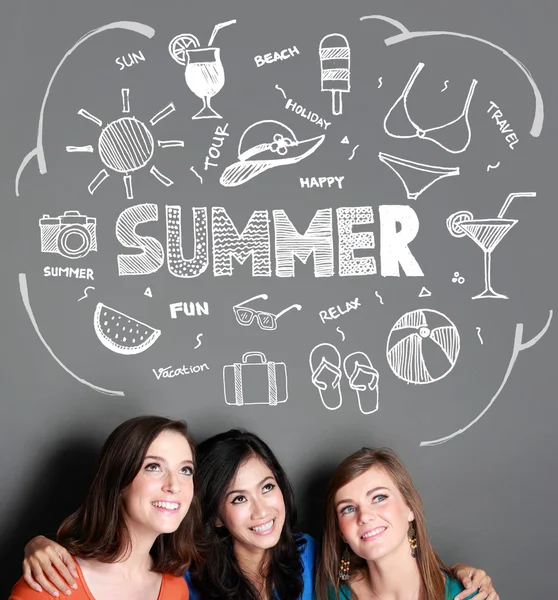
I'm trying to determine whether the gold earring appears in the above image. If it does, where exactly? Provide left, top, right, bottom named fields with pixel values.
left=408, top=524, right=418, bottom=558
left=339, top=544, right=351, bottom=581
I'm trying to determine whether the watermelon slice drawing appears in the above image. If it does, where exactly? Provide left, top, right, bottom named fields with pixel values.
left=94, top=302, right=161, bottom=355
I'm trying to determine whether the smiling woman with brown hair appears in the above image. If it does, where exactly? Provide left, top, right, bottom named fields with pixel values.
left=9, top=415, right=199, bottom=600
left=317, top=447, right=498, bottom=600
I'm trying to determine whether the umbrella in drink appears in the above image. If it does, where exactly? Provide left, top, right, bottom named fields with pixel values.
left=447, top=192, right=536, bottom=299
left=169, top=20, right=236, bottom=119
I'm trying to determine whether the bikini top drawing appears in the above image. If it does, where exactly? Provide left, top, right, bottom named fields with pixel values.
left=384, top=62, right=478, bottom=154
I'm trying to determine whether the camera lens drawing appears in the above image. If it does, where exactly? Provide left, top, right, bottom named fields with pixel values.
left=66, top=88, right=185, bottom=200
left=40, top=210, right=97, bottom=259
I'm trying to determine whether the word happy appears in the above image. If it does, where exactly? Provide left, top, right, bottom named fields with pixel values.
left=300, top=176, right=344, bottom=189
left=116, top=204, right=424, bottom=278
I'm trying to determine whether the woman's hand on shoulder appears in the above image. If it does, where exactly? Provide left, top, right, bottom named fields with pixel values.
left=452, top=564, right=499, bottom=600
left=23, top=536, right=78, bottom=597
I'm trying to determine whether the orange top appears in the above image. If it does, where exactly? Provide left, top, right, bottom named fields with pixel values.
left=9, top=561, right=189, bottom=600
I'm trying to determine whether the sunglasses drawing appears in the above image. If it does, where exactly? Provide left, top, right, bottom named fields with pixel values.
left=233, top=294, right=302, bottom=331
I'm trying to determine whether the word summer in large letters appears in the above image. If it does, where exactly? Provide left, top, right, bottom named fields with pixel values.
left=116, top=204, right=424, bottom=278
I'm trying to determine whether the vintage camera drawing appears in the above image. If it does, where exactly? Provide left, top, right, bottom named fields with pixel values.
left=40, top=210, right=97, bottom=260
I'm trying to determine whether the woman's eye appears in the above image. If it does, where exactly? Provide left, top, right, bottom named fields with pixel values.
left=231, top=495, right=246, bottom=504
left=262, top=483, right=275, bottom=493
left=145, top=463, right=161, bottom=472
left=340, top=506, right=355, bottom=515
left=181, top=465, right=194, bottom=476
left=373, top=494, right=388, bottom=503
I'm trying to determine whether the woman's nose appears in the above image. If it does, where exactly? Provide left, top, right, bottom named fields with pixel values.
left=358, top=506, right=376, bottom=525
left=251, top=498, right=269, bottom=519
left=163, top=472, right=181, bottom=494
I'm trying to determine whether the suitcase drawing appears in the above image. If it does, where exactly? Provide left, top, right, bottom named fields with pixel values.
left=223, top=352, right=288, bottom=406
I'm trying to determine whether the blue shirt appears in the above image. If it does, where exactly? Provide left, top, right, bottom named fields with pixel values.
left=185, top=533, right=317, bottom=600
left=335, top=573, right=475, bottom=600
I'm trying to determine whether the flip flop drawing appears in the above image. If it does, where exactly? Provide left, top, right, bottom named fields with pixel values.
left=309, top=342, right=343, bottom=410
left=343, top=351, right=379, bottom=414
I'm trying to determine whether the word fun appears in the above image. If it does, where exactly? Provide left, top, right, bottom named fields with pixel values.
left=170, top=302, right=210, bottom=319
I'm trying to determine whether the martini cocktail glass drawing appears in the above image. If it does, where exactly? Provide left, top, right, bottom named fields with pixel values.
left=169, top=20, right=236, bottom=120
left=447, top=192, right=536, bottom=299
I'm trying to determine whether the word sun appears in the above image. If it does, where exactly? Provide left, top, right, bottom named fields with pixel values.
left=116, top=204, right=425, bottom=279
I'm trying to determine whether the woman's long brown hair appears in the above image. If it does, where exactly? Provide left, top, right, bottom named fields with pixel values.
left=316, top=448, right=450, bottom=600
left=57, top=415, right=200, bottom=576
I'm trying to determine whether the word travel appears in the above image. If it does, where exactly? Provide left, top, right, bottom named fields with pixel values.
left=116, top=204, right=425, bottom=279
left=487, top=102, right=519, bottom=149
left=319, top=297, right=361, bottom=323
left=300, top=176, right=344, bottom=189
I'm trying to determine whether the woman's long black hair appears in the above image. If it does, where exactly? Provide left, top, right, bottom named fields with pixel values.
left=192, top=429, right=306, bottom=600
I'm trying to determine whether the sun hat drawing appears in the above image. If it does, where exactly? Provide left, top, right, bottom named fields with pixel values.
left=15, top=20, right=155, bottom=196
left=220, top=119, right=325, bottom=187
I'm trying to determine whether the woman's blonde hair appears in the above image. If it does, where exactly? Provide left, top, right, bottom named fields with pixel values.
left=316, top=447, right=450, bottom=600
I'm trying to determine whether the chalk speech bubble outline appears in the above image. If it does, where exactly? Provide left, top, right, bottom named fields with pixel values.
left=421, top=310, right=553, bottom=446
left=360, top=14, right=544, bottom=138
left=19, top=273, right=124, bottom=397
left=15, top=21, right=155, bottom=196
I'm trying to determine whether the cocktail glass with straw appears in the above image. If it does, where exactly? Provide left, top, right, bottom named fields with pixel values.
left=447, top=192, right=536, bottom=299
left=169, top=20, right=236, bottom=120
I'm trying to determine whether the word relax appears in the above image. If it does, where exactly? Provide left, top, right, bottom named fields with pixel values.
left=319, top=297, right=360, bottom=323
left=115, top=204, right=425, bottom=278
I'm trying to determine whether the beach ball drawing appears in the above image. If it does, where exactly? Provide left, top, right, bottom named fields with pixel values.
left=386, top=309, right=460, bottom=385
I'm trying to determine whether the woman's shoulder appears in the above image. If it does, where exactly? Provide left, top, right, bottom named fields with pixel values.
left=9, top=577, right=89, bottom=600
left=444, top=575, right=475, bottom=600
left=296, top=532, right=319, bottom=561
left=162, top=573, right=190, bottom=599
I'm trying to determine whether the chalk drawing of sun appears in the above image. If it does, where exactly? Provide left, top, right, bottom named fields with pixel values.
left=66, top=88, right=184, bottom=200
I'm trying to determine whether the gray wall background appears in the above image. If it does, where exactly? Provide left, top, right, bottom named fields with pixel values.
left=1, top=0, right=557, bottom=596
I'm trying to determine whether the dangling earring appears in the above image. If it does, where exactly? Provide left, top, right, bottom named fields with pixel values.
left=339, top=544, right=351, bottom=581
left=408, top=523, right=418, bottom=558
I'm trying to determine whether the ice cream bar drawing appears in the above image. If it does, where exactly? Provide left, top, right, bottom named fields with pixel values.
left=319, top=33, right=351, bottom=116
